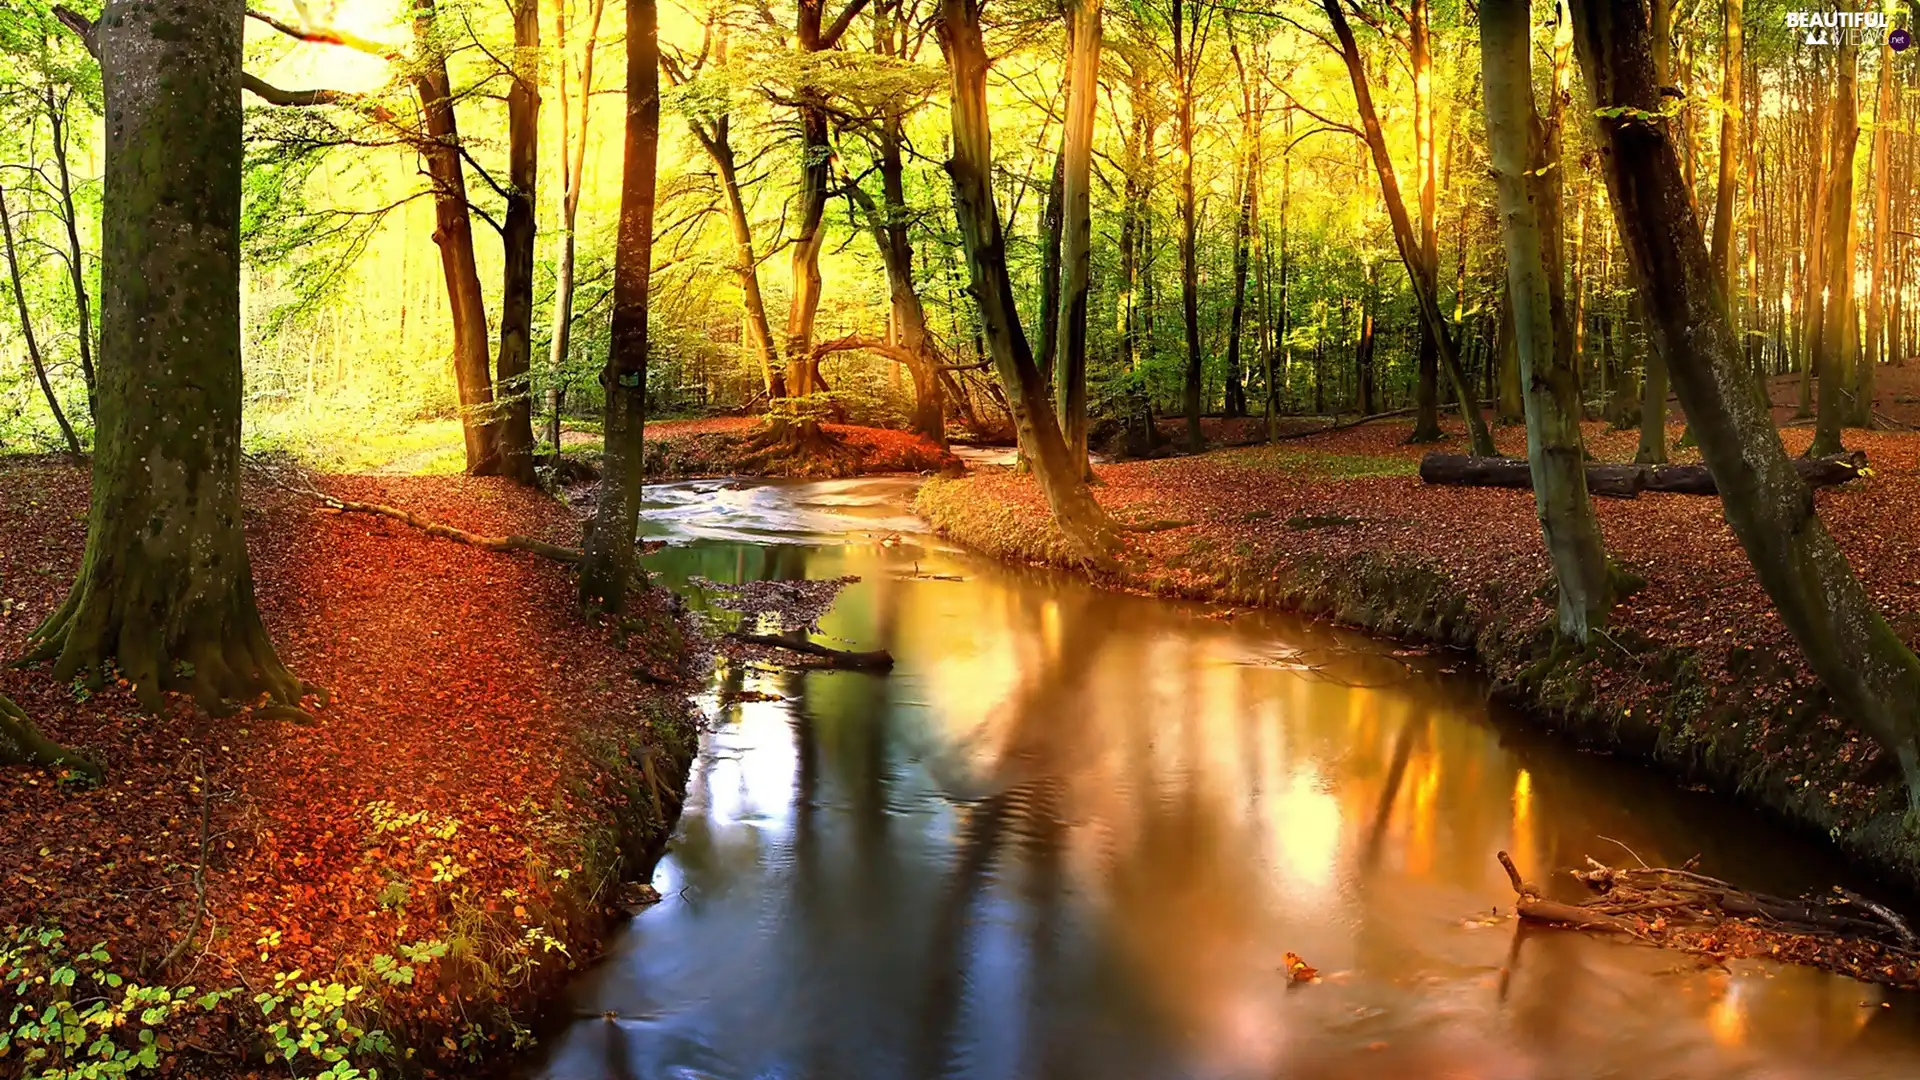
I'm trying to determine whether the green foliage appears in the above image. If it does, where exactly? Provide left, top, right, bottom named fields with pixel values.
left=1, top=927, right=233, bottom=1080
left=251, top=970, right=393, bottom=1077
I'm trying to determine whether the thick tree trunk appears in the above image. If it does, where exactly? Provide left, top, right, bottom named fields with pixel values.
left=1054, top=0, right=1100, bottom=472
left=410, top=1, right=500, bottom=475
left=938, top=0, right=1117, bottom=561
left=579, top=0, right=659, bottom=613
left=1810, top=36, right=1859, bottom=457
left=1570, top=0, right=1920, bottom=810
left=1321, top=0, right=1494, bottom=456
left=494, top=0, right=541, bottom=485
left=1483, top=0, right=1612, bottom=640
left=0, top=186, right=83, bottom=456
left=27, top=0, right=301, bottom=715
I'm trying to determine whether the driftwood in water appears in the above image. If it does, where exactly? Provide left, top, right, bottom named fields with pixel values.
left=1421, top=451, right=1868, bottom=499
left=726, top=631, right=895, bottom=670
left=1497, top=850, right=1920, bottom=988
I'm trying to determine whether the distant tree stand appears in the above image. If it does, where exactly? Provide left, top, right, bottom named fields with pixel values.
left=25, top=0, right=303, bottom=718
left=0, top=693, right=99, bottom=779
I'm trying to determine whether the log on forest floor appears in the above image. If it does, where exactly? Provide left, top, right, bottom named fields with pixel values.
left=1419, top=451, right=1869, bottom=499
left=1496, top=850, right=1920, bottom=987
left=291, top=485, right=584, bottom=563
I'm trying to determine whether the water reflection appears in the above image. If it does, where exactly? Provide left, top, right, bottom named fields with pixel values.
left=537, top=478, right=1920, bottom=1080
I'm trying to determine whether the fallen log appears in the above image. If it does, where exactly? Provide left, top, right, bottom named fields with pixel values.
left=725, top=631, right=895, bottom=670
left=1418, top=455, right=1648, bottom=498
left=1420, top=451, right=1869, bottom=498
left=292, top=485, right=583, bottom=564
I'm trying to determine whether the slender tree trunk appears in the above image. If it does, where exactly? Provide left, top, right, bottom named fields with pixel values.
left=1810, top=35, right=1859, bottom=457
left=494, top=0, right=541, bottom=484
left=938, top=0, right=1116, bottom=560
left=579, top=0, right=659, bottom=612
left=688, top=115, right=782, bottom=396
left=29, top=0, right=301, bottom=714
left=1634, top=294, right=1668, bottom=463
left=1054, top=0, right=1100, bottom=471
left=1571, top=0, right=1920, bottom=810
left=1036, top=145, right=1066, bottom=389
left=1175, top=0, right=1205, bottom=451
left=1708, top=0, right=1742, bottom=287
left=46, top=89, right=96, bottom=416
left=1484, top=0, right=1611, bottom=641
left=1497, top=288, right=1523, bottom=422
left=1408, top=0, right=1443, bottom=443
left=0, top=186, right=82, bottom=456
left=546, top=0, right=607, bottom=454
left=1860, top=34, right=1893, bottom=423
left=1223, top=41, right=1256, bottom=421
left=1321, top=0, right=1496, bottom=456
left=1800, top=53, right=1832, bottom=419
left=411, top=0, right=500, bottom=474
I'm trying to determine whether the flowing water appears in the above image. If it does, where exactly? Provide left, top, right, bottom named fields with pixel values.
left=535, top=475, right=1920, bottom=1080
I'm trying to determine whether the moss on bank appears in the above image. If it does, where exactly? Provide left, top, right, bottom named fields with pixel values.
left=916, top=474, right=1920, bottom=891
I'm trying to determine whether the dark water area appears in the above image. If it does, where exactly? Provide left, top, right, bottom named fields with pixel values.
left=535, top=476, right=1920, bottom=1080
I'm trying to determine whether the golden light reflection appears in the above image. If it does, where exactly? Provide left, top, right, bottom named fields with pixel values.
left=1275, top=764, right=1342, bottom=895
left=1511, top=768, right=1536, bottom=887
left=1404, top=752, right=1441, bottom=876
left=1706, top=981, right=1748, bottom=1048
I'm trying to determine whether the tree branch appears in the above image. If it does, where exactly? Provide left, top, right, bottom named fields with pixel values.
left=246, top=7, right=402, bottom=59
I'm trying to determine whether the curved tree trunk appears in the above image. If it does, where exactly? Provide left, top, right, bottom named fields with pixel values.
left=579, top=0, right=659, bottom=613
left=27, top=0, right=301, bottom=715
left=0, top=693, right=98, bottom=779
left=938, top=0, right=1117, bottom=562
left=1570, top=0, right=1920, bottom=809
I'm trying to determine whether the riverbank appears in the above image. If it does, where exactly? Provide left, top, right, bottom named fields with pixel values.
left=916, top=418, right=1920, bottom=890
left=0, top=460, right=699, bottom=1078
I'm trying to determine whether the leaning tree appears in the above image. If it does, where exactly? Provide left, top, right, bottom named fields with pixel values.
left=24, top=0, right=305, bottom=718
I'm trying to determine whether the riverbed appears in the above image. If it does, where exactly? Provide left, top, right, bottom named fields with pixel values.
left=534, top=474, right=1920, bottom=1080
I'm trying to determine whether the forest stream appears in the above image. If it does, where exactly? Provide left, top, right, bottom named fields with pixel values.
left=532, top=474, right=1920, bottom=1080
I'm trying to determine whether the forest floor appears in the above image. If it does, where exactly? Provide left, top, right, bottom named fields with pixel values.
left=917, top=373, right=1920, bottom=893
left=0, top=459, right=701, bottom=1077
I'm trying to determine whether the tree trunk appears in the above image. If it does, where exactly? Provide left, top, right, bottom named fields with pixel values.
left=1036, top=145, right=1066, bottom=389
left=410, top=0, right=500, bottom=475
left=1860, top=33, right=1893, bottom=422
left=1054, top=0, right=1100, bottom=471
left=0, top=693, right=97, bottom=778
left=46, top=88, right=96, bottom=417
left=1708, top=0, right=1742, bottom=287
left=1223, top=42, right=1256, bottom=421
left=579, top=0, right=659, bottom=613
left=1407, top=0, right=1444, bottom=444
left=1482, top=0, right=1611, bottom=641
left=27, top=0, right=301, bottom=715
left=685, top=107, right=782, bottom=396
left=494, top=0, right=541, bottom=484
left=1321, top=0, right=1495, bottom=456
left=1175, top=0, right=1204, bottom=452
left=1570, top=0, right=1920, bottom=810
left=1799, top=55, right=1832, bottom=420
left=546, top=0, right=607, bottom=454
left=938, top=0, right=1117, bottom=561
left=0, top=185, right=83, bottom=456
left=1635, top=294, right=1669, bottom=464
left=1810, top=35, right=1859, bottom=457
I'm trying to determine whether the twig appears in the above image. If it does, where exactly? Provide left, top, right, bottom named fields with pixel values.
left=1597, top=835, right=1650, bottom=869
left=156, top=756, right=212, bottom=974
left=1836, top=887, right=1919, bottom=948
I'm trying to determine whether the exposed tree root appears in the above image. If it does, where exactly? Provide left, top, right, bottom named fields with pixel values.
left=1498, top=850, right=1920, bottom=988
left=291, top=485, right=583, bottom=564
left=735, top=417, right=857, bottom=474
left=0, top=692, right=101, bottom=780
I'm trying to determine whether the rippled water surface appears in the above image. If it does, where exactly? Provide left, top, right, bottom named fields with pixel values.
left=535, top=476, right=1920, bottom=1080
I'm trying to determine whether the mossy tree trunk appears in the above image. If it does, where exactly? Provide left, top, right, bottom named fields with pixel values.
left=26, top=0, right=301, bottom=716
left=580, top=0, right=660, bottom=613
left=0, top=693, right=97, bottom=779
left=938, top=0, right=1117, bottom=562
left=1571, top=0, right=1920, bottom=809
left=1483, top=0, right=1613, bottom=643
